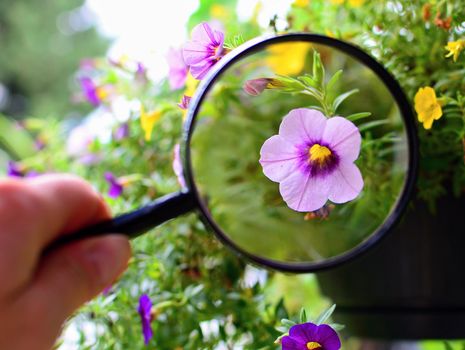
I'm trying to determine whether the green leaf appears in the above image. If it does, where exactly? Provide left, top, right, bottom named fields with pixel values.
left=0, top=115, right=36, bottom=159
left=444, top=341, right=454, bottom=350
left=312, top=51, right=325, bottom=88
left=332, top=89, right=359, bottom=112
left=346, top=112, right=372, bottom=122
left=359, top=120, right=390, bottom=132
left=281, top=319, right=297, bottom=328
left=299, top=308, right=307, bottom=323
left=315, top=304, right=336, bottom=325
left=297, top=75, right=318, bottom=89
left=326, top=70, right=343, bottom=95
left=329, top=323, right=345, bottom=331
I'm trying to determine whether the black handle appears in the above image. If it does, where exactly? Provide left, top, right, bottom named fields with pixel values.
left=45, top=191, right=197, bottom=252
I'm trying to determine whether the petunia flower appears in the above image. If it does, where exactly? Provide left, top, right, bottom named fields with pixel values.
left=243, top=78, right=284, bottom=96
left=178, top=95, right=191, bottom=110
left=173, top=144, right=186, bottom=188
left=166, top=47, right=189, bottom=90
left=183, top=22, right=225, bottom=80
left=140, top=106, right=162, bottom=141
left=445, top=39, right=465, bottom=62
left=104, top=172, right=124, bottom=198
left=281, top=322, right=341, bottom=350
left=80, top=77, right=102, bottom=106
left=266, top=42, right=310, bottom=76
left=293, top=0, right=309, bottom=7
left=114, top=122, right=130, bottom=141
left=414, top=86, right=443, bottom=130
left=259, top=108, right=363, bottom=212
left=7, top=161, right=24, bottom=178
left=138, top=294, right=154, bottom=345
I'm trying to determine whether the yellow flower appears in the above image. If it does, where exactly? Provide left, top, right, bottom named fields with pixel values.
left=414, top=87, right=443, bottom=130
left=210, top=4, right=228, bottom=19
left=266, top=42, right=311, bottom=76
left=293, top=0, right=310, bottom=7
left=330, top=0, right=344, bottom=4
left=140, top=106, right=162, bottom=141
left=348, top=0, right=364, bottom=7
left=184, top=72, right=198, bottom=97
left=445, top=39, right=465, bottom=62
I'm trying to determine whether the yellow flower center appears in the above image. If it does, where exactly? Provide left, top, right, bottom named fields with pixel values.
left=309, top=144, right=332, bottom=164
left=307, top=342, right=322, bottom=350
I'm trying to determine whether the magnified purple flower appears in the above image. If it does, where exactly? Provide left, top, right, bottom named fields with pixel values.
left=104, top=172, right=124, bottom=198
left=259, top=108, right=363, bottom=212
left=138, top=294, right=154, bottom=345
left=178, top=95, right=191, bottom=110
left=173, top=144, right=186, bottom=188
left=183, top=22, right=225, bottom=80
left=167, top=47, right=188, bottom=90
left=281, top=322, right=341, bottom=350
left=7, top=161, right=24, bottom=177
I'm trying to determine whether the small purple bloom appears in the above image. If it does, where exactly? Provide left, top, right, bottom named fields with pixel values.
left=138, top=294, right=153, bottom=345
left=114, top=123, right=130, bottom=141
left=166, top=47, right=188, bottom=90
left=104, top=172, right=124, bottom=198
left=260, top=108, right=363, bottom=212
left=7, top=161, right=24, bottom=177
left=173, top=144, right=186, bottom=188
left=281, top=322, right=341, bottom=350
left=177, top=95, right=191, bottom=110
left=80, top=77, right=101, bottom=106
left=183, top=22, right=225, bottom=80
left=244, top=78, right=271, bottom=96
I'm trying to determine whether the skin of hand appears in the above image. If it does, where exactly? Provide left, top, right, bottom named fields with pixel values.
left=0, top=174, right=131, bottom=350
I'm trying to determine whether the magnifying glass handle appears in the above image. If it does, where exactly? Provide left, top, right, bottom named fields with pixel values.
left=45, top=191, right=196, bottom=253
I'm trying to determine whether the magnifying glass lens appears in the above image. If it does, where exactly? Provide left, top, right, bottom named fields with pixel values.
left=189, top=39, right=411, bottom=268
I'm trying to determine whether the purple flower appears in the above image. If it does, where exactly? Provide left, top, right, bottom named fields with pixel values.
left=177, top=95, right=191, bottom=110
left=80, top=77, right=101, bottom=106
left=244, top=78, right=284, bottom=96
left=7, top=161, right=24, bottom=177
left=281, top=322, right=341, bottom=350
left=104, top=172, right=124, bottom=198
left=138, top=294, right=153, bottom=345
left=167, top=47, right=188, bottom=90
left=183, top=22, right=225, bottom=80
left=173, top=144, right=186, bottom=188
left=259, top=108, right=363, bottom=212
left=114, top=123, right=130, bottom=141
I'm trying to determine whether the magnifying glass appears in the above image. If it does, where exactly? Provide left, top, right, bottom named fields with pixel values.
left=50, top=33, right=418, bottom=273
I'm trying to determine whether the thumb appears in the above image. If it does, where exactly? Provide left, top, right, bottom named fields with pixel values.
left=24, top=235, right=130, bottom=334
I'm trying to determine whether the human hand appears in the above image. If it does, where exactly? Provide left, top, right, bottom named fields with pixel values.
left=0, top=174, right=131, bottom=350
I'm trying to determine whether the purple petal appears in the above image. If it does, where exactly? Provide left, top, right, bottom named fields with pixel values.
left=289, top=322, right=319, bottom=343
left=287, top=323, right=341, bottom=350
left=191, top=22, right=223, bottom=46
left=281, top=335, right=307, bottom=350
left=313, top=324, right=341, bottom=350
left=7, top=161, right=24, bottom=178
left=114, top=123, right=130, bottom=141
left=166, top=47, right=188, bottom=90
left=279, top=108, right=327, bottom=146
left=323, top=117, right=361, bottom=162
left=243, top=78, right=270, bottom=96
left=172, top=144, right=186, bottom=188
left=80, top=77, right=100, bottom=106
left=279, top=171, right=330, bottom=212
left=138, top=294, right=153, bottom=345
left=328, top=162, right=363, bottom=204
left=189, top=61, right=216, bottom=80
left=104, top=172, right=123, bottom=198
left=259, top=135, right=300, bottom=182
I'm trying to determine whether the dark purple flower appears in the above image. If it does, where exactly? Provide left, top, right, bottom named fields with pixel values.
left=177, top=95, right=191, bottom=110
left=183, top=22, right=225, bottom=80
left=104, top=172, right=124, bottom=198
left=281, top=322, right=341, bottom=350
left=166, top=47, right=188, bottom=90
left=7, top=161, right=24, bottom=177
left=80, top=77, right=101, bottom=106
left=114, top=123, right=130, bottom=141
left=102, top=285, right=112, bottom=296
left=138, top=294, right=153, bottom=345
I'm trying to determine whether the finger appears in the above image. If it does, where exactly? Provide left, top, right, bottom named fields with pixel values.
left=23, top=235, right=130, bottom=339
left=0, top=175, right=110, bottom=297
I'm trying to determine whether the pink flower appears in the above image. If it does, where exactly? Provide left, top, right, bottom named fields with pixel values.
left=166, top=47, right=188, bottom=90
left=259, top=108, right=363, bottom=212
left=183, top=22, right=225, bottom=80
left=172, top=144, right=186, bottom=188
left=177, top=95, right=191, bottom=110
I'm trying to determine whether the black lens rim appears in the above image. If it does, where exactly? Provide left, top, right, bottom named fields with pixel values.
left=182, top=33, right=419, bottom=273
